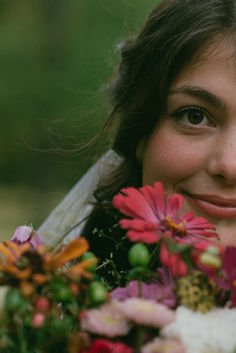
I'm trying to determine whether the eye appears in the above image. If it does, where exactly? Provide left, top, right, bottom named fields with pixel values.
left=172, top=106, right=214, bottom=127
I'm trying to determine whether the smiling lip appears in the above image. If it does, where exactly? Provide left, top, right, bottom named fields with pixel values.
left=184, top=192, right=236, bottom=219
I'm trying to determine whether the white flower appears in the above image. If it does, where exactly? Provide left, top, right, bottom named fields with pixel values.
left=161, top=306, right=236, bottom=353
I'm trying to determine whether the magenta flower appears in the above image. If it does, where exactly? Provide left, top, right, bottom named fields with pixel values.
left=11, top=226, right=44, bottom=250
left=212, top=246, right=236, bottom=307
left=113, top=182, right=216, bottom=245
left=111, top=267, right=177, bottom=308
left=154, top=266, right=177, bottom=307
left=85, top=339, right=133, bottom=353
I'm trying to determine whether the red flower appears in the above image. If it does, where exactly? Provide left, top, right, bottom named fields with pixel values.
left=84, top=339, right=133, bottom=353
left=113, top=182, right=216, bottom=245
left=160, top=242, right=188, bottom=276
left=113, top=182, right=217, bottom=276
left=212, top=246, right=236, bottom=307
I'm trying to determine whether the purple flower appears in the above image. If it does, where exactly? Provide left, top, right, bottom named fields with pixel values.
left=111, top=267, right=177, bottom=308
left=154, top=266, right=177, bottom=308
left=11, top=226, right=44, bottom=250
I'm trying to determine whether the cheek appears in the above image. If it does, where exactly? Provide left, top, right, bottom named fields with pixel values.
left=141, top=128, right=206, bottom=186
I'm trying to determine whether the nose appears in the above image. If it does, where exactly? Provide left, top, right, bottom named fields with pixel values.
left=206, top=129, right=236, bottom=185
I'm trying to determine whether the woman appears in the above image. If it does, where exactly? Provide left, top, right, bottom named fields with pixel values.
left=39, top=0, right=236, bottom=281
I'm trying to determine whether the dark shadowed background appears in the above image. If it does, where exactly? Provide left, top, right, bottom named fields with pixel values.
left=0, top=0, right=158, bottom=240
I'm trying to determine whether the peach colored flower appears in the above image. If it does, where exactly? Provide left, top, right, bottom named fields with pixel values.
left=141, top=338, right=186, bottom=353
left=81, top=300, right=131, bottom=338
left=119, top=298, right=175, bottom=328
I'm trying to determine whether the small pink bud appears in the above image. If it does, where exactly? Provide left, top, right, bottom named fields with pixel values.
left=11, top=226, right=44, bottom=250
left=69, top=283, right=79, bottom=295
left=31, top=312, right=45, bottom=328
left=35, top=297, right=50, bottom=312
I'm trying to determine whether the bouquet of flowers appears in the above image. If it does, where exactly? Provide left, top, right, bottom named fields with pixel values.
left=0, top=182, right=236, bottom=353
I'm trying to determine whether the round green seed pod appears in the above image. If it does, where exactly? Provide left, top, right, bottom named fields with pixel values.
left=81, top=252, right=97, bottom=272
left=128, top=243, right=150, bottom=267
left=87, top=282, right=107, bottom=305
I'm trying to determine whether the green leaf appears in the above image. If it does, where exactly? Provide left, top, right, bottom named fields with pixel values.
left=165, top=240, right=191, bottom=254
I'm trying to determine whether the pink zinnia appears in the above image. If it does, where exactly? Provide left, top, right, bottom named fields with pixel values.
left=11, top=226, right=44, bottom=250
left=113, top=182, right=216, bottom=245
left=118, top=298, right=175, bottom=328
left=113, top=182, right=217, bottom=276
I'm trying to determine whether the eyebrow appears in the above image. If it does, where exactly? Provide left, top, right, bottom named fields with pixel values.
left=168, top=85, right=226, bottom=111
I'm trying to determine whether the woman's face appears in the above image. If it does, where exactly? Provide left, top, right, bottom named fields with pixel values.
left=139, top=38, right=236, bottom=246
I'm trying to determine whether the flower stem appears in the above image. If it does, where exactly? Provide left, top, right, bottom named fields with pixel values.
left=149, top=243, right=160, bottom=270
left=135, top=326, right=147, bottom=350
left=18, top=325, right=28, bottom=353
left=138, top=280, right=142, bottom=297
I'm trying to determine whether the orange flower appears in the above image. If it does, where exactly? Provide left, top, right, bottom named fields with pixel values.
left=68, top=258, right=97, bottom=280
left=32, top=273, right=48, bottom=285
left=20, top=281, right=35, bottom=297
left=0, top=237, right=94, bottom=287
left=44, top=238, right=89, bottom=271
left=0, top=241, right=31, bottom=281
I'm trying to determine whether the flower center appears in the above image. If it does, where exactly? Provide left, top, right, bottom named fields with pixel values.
left=103, top=315, right=122, bottom=325
left=165, top=216, right=186, bottom=234
left=137, top=302, right=153, bottom=312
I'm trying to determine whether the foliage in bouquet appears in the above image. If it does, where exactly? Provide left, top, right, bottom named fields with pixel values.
left=0, top=183, right=236, bottom=353
left=0, top=226, right=106, bottom=353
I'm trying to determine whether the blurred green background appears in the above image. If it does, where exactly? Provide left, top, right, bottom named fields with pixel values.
left=0, top=0, right=158, bottom=241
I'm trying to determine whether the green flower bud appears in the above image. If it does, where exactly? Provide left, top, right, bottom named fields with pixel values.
left=87, top=281, right=107, bottom=305
left=52, top=281, right=72, bottom=302
left=128, top=243, right=150, bottom=267
left=206, top=246, right=220, bottom=256
left=49, top=317, right=72, bottom=336
left=81, top=251, right=97, bottom=272
left=5, top=288, right=23, bottom=312
left=127, top=266, right=148, bottom=281
left=200, top=253, right=222, bottom=269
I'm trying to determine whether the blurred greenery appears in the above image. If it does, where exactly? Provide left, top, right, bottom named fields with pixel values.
left=0, top=0, right=158, bottom=240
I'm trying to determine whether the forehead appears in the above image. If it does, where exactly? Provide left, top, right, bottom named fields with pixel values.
left=172, top=36, right=236, bottom=86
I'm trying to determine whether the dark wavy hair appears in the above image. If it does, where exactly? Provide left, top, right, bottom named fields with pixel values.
left=82, top=0, right=236, bottom=240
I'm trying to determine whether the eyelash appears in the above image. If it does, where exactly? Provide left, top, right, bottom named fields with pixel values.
left=171, top=105, right=215, bottom=127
